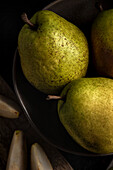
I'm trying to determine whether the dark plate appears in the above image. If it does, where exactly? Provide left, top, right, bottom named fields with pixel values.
left=12, top=0, right=113, bottom=156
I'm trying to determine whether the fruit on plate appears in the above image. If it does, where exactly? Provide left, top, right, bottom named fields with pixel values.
left=18, top=10, right=89, bottom=94
left=91, top=6, right=113, bottom=77
left=56, top=77, right=113, bottom=154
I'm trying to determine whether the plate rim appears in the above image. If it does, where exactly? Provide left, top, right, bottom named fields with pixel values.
left=12, top=0, right=113, bottom=157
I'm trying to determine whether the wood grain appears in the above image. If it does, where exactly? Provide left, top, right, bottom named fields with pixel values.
left=0, top=75, right=73, bottom=170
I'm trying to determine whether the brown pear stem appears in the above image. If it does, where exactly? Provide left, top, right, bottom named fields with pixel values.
left=21, top=13, right=36, bottom=28
left=99, top=4, right=103, bottom=11
left=95, top=2, right=103, bottom=12
left=46, top=95, right=64, bottom=101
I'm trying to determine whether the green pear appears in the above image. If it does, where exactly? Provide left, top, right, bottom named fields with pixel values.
left=57, top=77, right=113, bottom=154
left=18, top=10, right=89, bottom=94
left=91, top=7, right=113, bottom=77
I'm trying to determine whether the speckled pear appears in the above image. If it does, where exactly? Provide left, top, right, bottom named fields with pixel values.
left=18, top=10, right=89, bottom=94
left=91, top=8, right=113, bottom=77
left=58, top=77, right=113, bottom=154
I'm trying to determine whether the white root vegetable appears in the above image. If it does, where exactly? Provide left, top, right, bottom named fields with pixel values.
left=0, top=94, right=20, bottom=118
left=31, top=143, right=53, bottom=170
left=6, top=130, right=27, bottom=170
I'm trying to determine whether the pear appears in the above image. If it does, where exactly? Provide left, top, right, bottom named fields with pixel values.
left=91, top=7, right=113, bottom=77
left=0, top=94, right=20, bottom=118
left=18, top=10, right=89, bottom=94
left=31, top=143, right=53, bottom=170
left=57, top=77, right=113, bottom=154
left=6, top=130, right=27, bottom=170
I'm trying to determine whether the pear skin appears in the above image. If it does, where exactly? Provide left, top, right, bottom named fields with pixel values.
left=91, top=9, right=113, bottom=77
left=18, top=10, right=89, bottom=94
left=58, top=77, right=113, bottom=154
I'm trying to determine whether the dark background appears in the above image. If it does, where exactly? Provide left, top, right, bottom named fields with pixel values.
left=0, top=0, right=113, bottom=169
left=0, top=0, right=55, bottom=87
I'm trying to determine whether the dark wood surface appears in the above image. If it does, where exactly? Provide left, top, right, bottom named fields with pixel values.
left=0, top=1, right=113, bottom=169
left=0, top=75, right=75, bottom=170
left=0, top=75, right=112, bottom=169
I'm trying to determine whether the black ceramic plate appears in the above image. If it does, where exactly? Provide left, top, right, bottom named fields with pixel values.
left=12, top=0, right=113, bottom=156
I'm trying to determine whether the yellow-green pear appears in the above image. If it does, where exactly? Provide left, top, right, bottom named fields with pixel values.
left=6, top=130, right=27, bottom=170
left=31, top=143, right=53, bottom=170
left=18, top=10, right=89, bottom=94
left=57, top=77, right=113, bottom=154
left=91, top=7, right=113, bottom=77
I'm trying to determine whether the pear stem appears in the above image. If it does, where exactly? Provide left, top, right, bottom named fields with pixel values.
left=21, top=13, right=36, bottom=28
left=46, top=95, right=64, bottom=101
left=95, top=2, right=103, bottom=12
